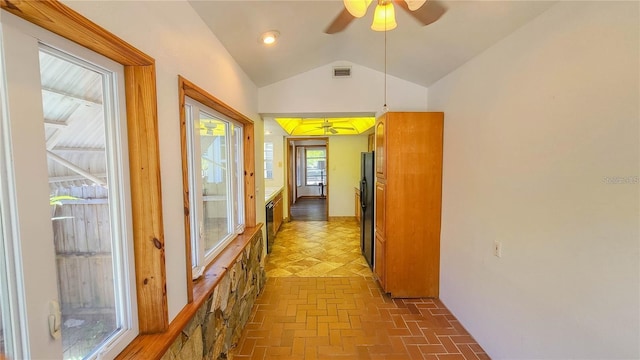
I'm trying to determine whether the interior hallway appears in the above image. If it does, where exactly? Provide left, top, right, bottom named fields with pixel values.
left=232, top=219, right=490, bottom=359
left=290, top=198, right=327, bottom=221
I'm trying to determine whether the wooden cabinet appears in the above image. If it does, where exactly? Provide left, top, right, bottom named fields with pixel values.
left=373, top=112, right=443, bottom=298
left=273, top=191, right=283, bottom=233
left=375, top=182, right=385, bottom=237
left=367, top=133, right=375, bottom=152
left=355, top=187, right=361, bottom=224
left=375, top=119, right=385, bottom=178
left=374, top=233, right=385, bottom=288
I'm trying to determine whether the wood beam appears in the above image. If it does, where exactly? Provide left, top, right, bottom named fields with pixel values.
left=46, top=150, right=106, bottom=186
left=52, top=146, right=106, bottom=153
left=42, top=86, right=102, bottom=107
left=49, top=173, right=106, bottom=183
left=44, top=118, right=69, bottom=128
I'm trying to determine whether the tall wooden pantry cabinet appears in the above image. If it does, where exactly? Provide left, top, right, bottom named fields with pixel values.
left=374, top=112, right=443, bottom=298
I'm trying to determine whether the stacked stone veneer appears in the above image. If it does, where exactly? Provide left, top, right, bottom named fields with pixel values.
left=161, top=231, right=265, bottom=360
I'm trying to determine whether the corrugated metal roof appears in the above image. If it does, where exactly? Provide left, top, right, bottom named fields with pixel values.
left=40, top=49, right=110, bottom=193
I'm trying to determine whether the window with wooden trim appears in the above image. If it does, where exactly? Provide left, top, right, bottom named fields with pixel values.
left=0, top=15, right=138, bottom=359
left=184, top=98, right=245, bottom=278
left=1, top=1, right=168, bottom=356
left=178, top=76, right=256, bottom=301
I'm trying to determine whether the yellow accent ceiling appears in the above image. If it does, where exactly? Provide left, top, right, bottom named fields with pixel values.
left=275, top=117, right=375, bottom=136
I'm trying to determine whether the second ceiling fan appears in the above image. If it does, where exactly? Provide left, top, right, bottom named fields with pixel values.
left=325, top=0, right=447, bottom=34
left=316, top=119, right=353, bottom=135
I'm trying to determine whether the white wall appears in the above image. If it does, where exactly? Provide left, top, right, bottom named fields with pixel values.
left=328, top=135, right=369, bottom=217
left=429, top=2, right=639, bottom=359
left=259, top=61, right=424, bottom=217
left=62, top=1, right=262, bottom=322
left=259, top=61, right=428, bottom=114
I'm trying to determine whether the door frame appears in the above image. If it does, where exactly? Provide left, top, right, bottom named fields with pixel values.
left=285, top=137, right=329, bottom=221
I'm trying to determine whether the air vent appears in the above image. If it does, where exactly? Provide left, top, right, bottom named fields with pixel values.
left=333, top=66, right=351, bottom=78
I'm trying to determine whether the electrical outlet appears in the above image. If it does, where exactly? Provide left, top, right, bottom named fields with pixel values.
left=493, top=241, right=502, bottom=258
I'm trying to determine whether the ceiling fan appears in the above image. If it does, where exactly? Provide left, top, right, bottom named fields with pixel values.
left=325, top=0, right=447, bottom=34
left=306, top=119, right=354, bottom=135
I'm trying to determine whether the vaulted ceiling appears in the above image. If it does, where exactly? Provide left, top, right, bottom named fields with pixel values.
left=188, top=1, right=557, bottom=88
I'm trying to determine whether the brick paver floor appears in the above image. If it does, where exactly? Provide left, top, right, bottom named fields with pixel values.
left=232, top=220, right=490, bottom=359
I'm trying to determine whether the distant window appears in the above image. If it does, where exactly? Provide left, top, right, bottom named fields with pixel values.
left=305, top=147, right=326, bottom=186
left=264, top=142, right=273, bottom=180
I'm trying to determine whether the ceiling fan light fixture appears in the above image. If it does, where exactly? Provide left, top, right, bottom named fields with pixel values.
left=344, top=0, right=372, bottom=18
left=371, top=3, right=397, bottom=31
left=259, top=30, right=280, bottom=45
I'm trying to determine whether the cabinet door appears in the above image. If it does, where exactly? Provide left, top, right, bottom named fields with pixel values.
left=375, top=117, right=386, bottom=178
left=273, top=194, right=283, bottom=232
left=375, top=181, right=385, bottom=236
left=374, top=232, right=386, bottom=289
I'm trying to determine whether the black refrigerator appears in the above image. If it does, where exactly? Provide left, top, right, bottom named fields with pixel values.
left=360, top=152, right=375, bottom=268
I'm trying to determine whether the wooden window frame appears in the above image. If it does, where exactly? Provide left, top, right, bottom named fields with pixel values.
left=179, top=76, right=256, bottom=302
left=0, top=5, right=258, bottom=358
left=0, top=0, right=168, bottom=333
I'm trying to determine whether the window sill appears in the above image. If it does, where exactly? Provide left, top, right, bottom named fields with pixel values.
left=116, top=224, right=263, bottom=360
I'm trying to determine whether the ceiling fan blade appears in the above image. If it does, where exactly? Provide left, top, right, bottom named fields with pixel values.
left=395, top=0, right=447, bottom=27
left=324, top=8, right=355, bottom=34
left=405, top=0, right=427, bottom=11
left=329, top=128, right=338, bottom=134
left=332, top=126, right=353, bottom=130
left=301, top=128, right=321, bottom=134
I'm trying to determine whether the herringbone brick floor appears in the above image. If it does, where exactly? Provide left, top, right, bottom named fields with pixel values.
left=232, top=219, right=490, bottom=359
left=266, top=220, right=371, bottom=277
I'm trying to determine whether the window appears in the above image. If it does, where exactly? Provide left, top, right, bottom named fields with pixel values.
left=40, top=46, right=137, bottom=360
left=185, top=98, right=245, bottom=278
left=0, top=16, right=137, bottom=359
left=264, top=142, right=274, bottom=180
left=305, top=147, right=327, bottom=186
left=0, top=98, right=23, bottom=360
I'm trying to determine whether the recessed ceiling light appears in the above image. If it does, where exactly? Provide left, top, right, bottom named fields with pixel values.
left=259, top=30, right=280, bottom=45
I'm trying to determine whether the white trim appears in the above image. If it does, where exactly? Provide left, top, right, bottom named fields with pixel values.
left=0, top=21, right=29, bottom=359
left=37, top=44, right=138, bottom=360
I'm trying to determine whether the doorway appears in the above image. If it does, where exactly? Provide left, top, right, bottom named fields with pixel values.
left=287, top=138, right=329, bottom=221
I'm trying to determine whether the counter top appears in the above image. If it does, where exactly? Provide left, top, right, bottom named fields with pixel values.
left=265, top=186, right=283, bottom=203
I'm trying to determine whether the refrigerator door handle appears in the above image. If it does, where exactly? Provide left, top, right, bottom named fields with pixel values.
left=360, top=178, right=367, bottom=210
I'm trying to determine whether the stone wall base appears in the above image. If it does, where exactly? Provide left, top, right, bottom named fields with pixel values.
left=161, top=232, right=265, bottom=360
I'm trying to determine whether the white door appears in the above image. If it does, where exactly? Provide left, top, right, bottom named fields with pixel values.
left=0, top=13, right=137, bottom=360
